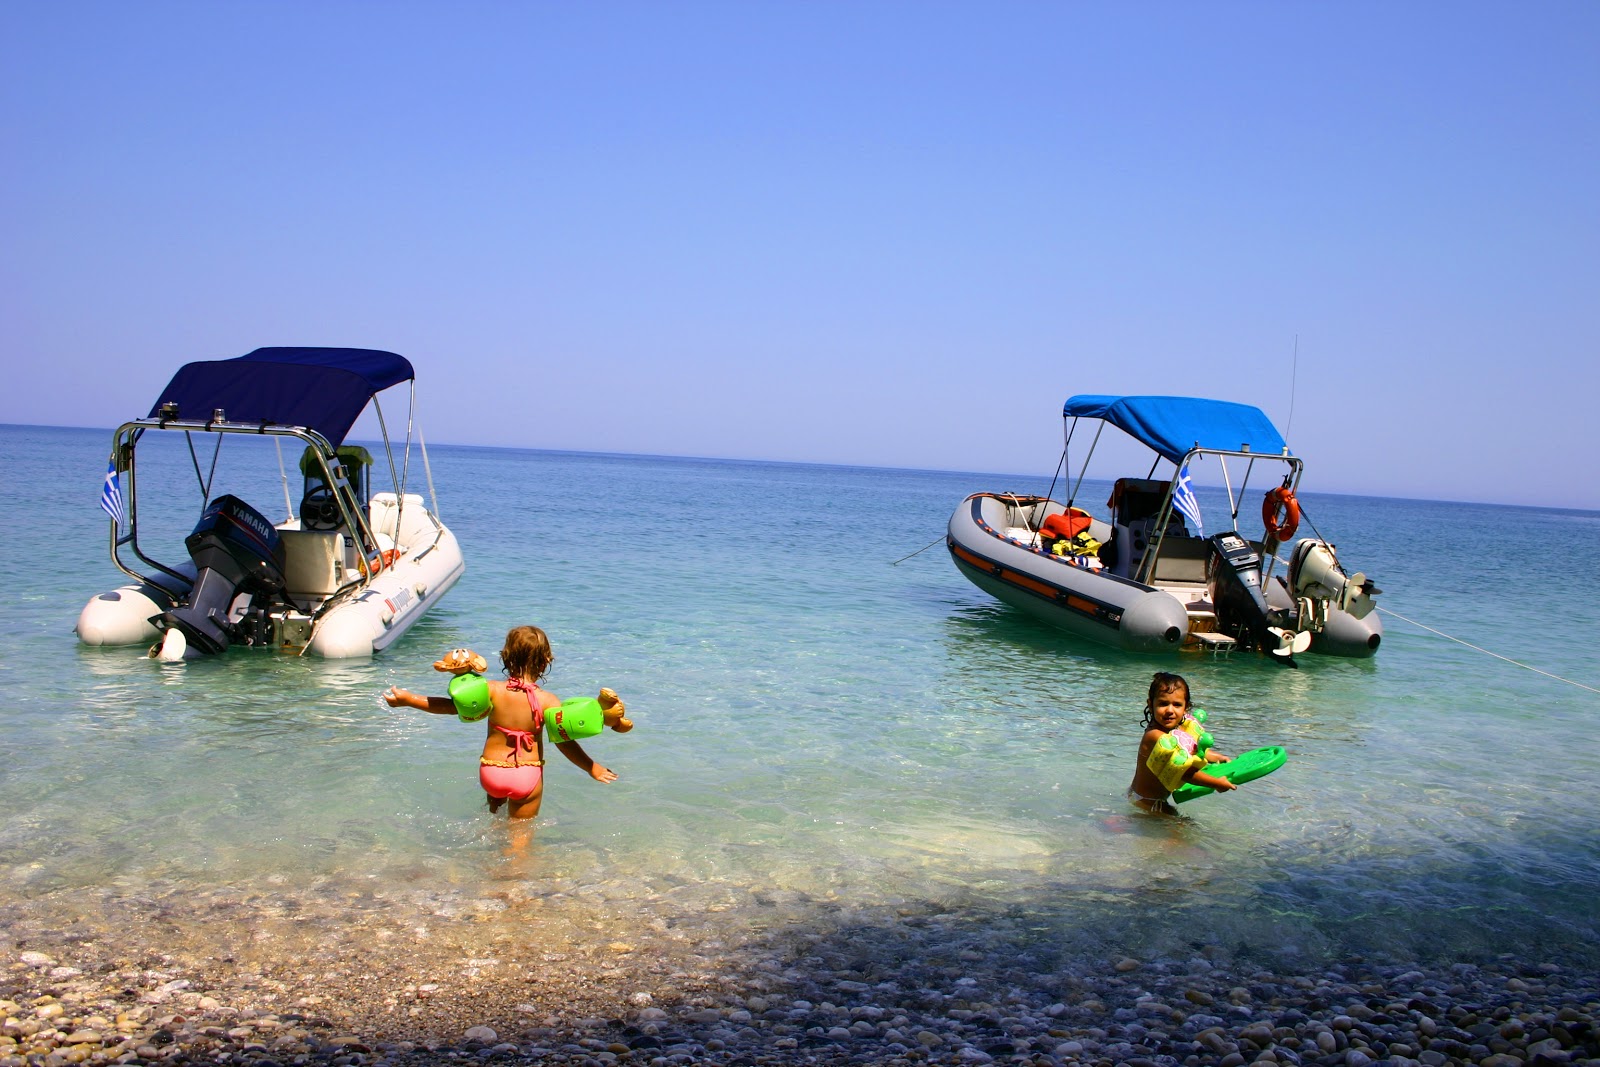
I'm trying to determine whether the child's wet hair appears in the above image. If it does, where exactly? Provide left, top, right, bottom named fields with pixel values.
left=1141, top=671, right=1191, bottom=728
left=500, top=625, right=554, bottom=683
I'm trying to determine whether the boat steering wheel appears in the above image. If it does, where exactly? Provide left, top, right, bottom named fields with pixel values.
left=300, top=486, right=344, bottom=531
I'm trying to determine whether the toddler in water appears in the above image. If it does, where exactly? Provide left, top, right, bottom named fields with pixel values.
left=1128, top=671, right=1235, bottom=815
left=384, top=625, right=617, bottom=820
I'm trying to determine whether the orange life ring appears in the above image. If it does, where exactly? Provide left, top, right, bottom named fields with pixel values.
left=1262, top=486, right=1301, bottom=542
left=364, top=548, right=402, bottom=574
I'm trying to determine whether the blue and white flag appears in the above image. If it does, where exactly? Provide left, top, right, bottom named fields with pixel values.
left=1172, top=463, right=1203, bottom=537
left=99, top=459, right=125, bottom=526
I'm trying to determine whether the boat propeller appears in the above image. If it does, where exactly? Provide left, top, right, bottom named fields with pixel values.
left=1268, top=626, right=1313, bottom=658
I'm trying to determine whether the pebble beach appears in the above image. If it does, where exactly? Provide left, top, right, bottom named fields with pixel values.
left=5, top=882, right=1596, bottom=1067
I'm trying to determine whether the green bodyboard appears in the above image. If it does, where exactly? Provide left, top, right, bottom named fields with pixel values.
left=1171, top=745, right=1287, bottom=803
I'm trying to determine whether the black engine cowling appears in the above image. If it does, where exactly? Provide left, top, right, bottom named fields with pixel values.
left=1207, top=532, right=1293, bottom=657
left=157, top=494, right=287, bottom=655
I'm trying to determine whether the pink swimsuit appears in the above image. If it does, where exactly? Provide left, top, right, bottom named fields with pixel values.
left=478, top=679, right=546, bottom=800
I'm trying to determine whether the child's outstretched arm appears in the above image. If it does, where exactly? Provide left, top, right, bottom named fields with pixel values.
left=1187, top=767, right=1237, bottom=791
left=555, top=739, right=618, bottom=783
left=383, top=686, right=456, bottom=716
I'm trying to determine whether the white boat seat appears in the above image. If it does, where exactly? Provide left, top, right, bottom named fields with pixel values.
left=371, top=492, right=429, bottom=546
left=1148, top=536, right=1210, bottom=584
left=279, top=529, right=343, bottom=600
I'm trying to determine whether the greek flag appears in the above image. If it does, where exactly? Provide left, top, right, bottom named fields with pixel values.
left=1172, top=463, right=1203, bottom=537
left=99, top=459, right=125, bottom=526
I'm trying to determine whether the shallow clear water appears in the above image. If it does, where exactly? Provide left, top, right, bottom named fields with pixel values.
left=3, top=423, right=1596, bottom=969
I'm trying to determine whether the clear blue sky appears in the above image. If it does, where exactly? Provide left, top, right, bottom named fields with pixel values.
left=4, top=3, right=1597, bottom=509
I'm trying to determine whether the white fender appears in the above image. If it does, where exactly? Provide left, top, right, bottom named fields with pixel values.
left=76, top=585, right=165, bottom=646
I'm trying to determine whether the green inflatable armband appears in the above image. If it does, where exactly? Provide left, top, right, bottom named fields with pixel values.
left=547, top=696, right=604, bottom=743
left=1191, top=707, right=1213, bottom=760
left=448, top=672, right=492, bottom=722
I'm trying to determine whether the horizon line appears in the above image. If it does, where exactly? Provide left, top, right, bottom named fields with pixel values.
left=6, top=420, right=1594, bottom=516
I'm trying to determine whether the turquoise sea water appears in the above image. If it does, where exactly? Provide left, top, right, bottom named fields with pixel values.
left=2, top=423, right=1597, bottom=970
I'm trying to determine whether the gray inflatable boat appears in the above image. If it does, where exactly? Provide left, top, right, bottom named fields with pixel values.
left=946, top=395, right=1381, bottom=661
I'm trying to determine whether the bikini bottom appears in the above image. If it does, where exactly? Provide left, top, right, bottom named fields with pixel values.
left=480, top=758, right=544, bottom=801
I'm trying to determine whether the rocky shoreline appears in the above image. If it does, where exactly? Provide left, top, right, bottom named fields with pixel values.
left=4, top=888, right=1596, bottom=1067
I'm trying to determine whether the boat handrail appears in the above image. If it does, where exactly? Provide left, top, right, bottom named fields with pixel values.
left=1132, top=447, right=1304, bottom=586
left=108, top=420, right=359, bottom=595
left=109, top=422, right=204, bottom=591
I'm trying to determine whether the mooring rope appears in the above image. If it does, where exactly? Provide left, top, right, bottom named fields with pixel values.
left=891, top=535, right=945, bottom=566
left=1263, top=547, right=1599, bottom=694
left=1377, top=605, right=1600, bottom=695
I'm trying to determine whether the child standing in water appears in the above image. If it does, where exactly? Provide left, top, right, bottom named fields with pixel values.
left=1128, top=671, right=1235, bottom=815
left=384, top=624, right=617, bottom=820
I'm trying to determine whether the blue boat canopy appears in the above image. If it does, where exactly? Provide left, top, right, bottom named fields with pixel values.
left=1063, top=395, right=1290, bottom=466
left=148, top=347, right=414, bottom=447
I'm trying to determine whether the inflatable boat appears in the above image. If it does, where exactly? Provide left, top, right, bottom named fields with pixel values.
left=947, top=395, right=1381, bottom=661
left=77, top=347, right=464, bottom=660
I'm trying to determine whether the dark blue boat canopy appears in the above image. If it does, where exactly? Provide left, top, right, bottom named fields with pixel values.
left=1063, top=395, right=1290, bottom=466
left=148, top=347, right=414, bottom=447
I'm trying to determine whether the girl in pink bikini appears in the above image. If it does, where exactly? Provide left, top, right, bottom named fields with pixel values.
left=384, top=625, right=618, bottom=820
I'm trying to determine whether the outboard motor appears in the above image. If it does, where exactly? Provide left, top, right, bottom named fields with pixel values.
left=1288, top=539, right=1380, bottom=630
left=1206, top=532, right=1310, bottom=660
left=155, top=494, right=287, bottom=656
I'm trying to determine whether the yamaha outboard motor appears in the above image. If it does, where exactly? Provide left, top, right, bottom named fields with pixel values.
left=1206, top=532, right=1308, bottom=660
left=156, top=494, right=288, bottom=655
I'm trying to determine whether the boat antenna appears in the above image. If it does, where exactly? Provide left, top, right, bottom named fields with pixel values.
left=1283, top=334, right=1299, bottom=443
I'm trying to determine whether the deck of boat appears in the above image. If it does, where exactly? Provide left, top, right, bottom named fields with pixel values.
left=1002, top=522, right=1234, bottom=650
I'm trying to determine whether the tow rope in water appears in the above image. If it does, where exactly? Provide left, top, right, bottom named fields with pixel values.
left=891, top=535, right=945, bottom=566
left=1376, top=605, right=1600, bottom=695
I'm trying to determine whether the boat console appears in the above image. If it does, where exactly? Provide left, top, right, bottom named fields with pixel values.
left=1106, top=477, right=1188, bottom=578
left=157, top=494, right=288, bottom=655
left=298, top=445, right=370, bottom=532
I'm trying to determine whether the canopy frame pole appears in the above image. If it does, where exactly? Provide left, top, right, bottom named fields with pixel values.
left=183, top=429, right=226, bottom=511
left=1221, top=457, right=1241, bottom=526
left=371, top=392, right=405, bottom=547
left=400, top=379, right=443, bottom=535
left=1067, top=418, right=1105, bottom=507
left=419, top=423, right=441, bottom=519
left=275, top=436, right=295, bottom=522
